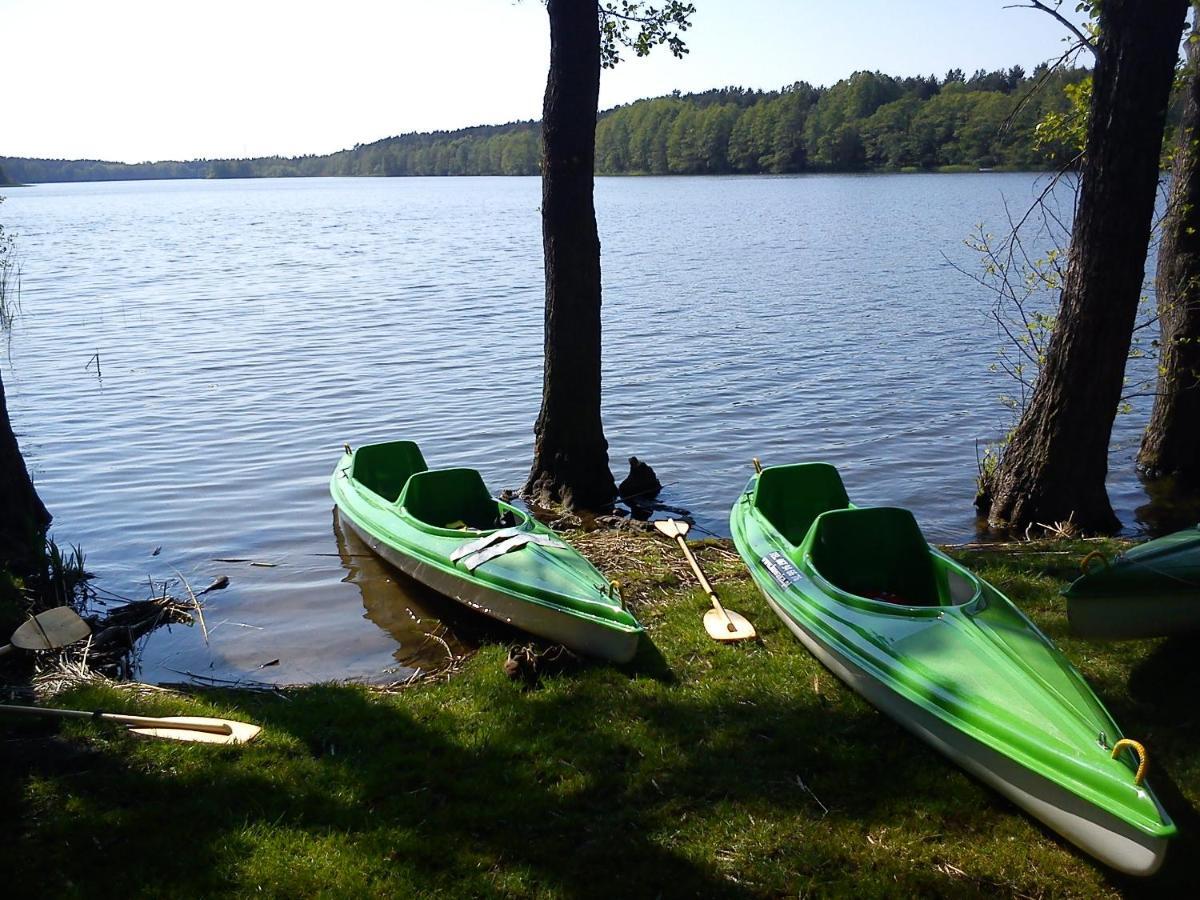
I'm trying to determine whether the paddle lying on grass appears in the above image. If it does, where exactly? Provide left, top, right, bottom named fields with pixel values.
left=654, top=518, right=756, bottom=641
left=0, top=704, right=262, bottom=745
left=0, top=607, right=91, bottom=658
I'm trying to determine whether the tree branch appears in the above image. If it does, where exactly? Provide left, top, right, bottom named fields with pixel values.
left=1001, top=40, right=1089, bottom=135
left=1005, top=1, right=1097, bottom=58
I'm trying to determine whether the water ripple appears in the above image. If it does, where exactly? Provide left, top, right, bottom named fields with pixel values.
left=1, top=174, right=1163, bottom=683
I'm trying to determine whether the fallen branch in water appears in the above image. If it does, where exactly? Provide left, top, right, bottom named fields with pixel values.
left=173, top=568, right=209, bottom=645
left=5, top=570, right=227, bottom=693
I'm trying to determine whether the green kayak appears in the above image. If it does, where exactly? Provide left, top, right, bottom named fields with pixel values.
left=330, top=441, right=643, bottom=663
left=1064, top=525, right=1200, bottom=639
left=730, top=462, right=1175, bottom=875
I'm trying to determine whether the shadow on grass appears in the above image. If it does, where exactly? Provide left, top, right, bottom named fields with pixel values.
left=4, top=618, right=1197, bottom=894
left=0, top=676, right=963, bottom=897
left=621, top=632, right=676, bottom=683
left=1127, top=635, right=1200, bottom=723
left=1108, top=634, right=1200, bottom=895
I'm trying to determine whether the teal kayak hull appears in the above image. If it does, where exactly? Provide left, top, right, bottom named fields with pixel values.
left=1065, top=525, right=1200, bottom=639
left=730, top=462, right=1175, bottom=875
left=331, top=441, right=643, bottom=663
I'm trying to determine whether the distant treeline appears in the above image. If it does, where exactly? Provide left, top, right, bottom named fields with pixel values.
left=3, top=66, right=1096, bottom=184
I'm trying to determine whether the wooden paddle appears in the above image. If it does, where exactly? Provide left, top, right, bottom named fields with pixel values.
left=654, top=519, right=756, bottom=641
left=0, top=704, right=262, bottom=745
left=0, top=607, right=91, bottom=658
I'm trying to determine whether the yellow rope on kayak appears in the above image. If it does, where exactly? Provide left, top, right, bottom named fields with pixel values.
left=752, top=457, right=762, bottom=475
left=1112, top=738, right=1148, bottom=785
left=1080, top=549, right=1109, bottom=575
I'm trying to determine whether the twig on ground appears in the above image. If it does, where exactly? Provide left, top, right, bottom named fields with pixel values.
left=795, top=773, right=829, bottom=818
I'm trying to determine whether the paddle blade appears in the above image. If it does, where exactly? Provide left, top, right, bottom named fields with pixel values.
left=703, top=607, right=756, bottom=641
left=9, top=607, right=91, bottom=651
left=653, top=519, right=690, bottom=539
left=125, top=716, right=262, bottom=745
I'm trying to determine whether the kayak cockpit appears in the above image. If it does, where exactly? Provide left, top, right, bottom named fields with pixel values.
left=350, top=440, right=429, bottom=502
left=348, top=441, right=525, bottom=533
left=399, top=467, right=525, bottom=533
left=806, top=507, right=941, bottom=607
left=746, top=463, right=980, bottom=610
left=751, top=462, right=850, bottom=544
left=803, top=507, right=981, bottom=610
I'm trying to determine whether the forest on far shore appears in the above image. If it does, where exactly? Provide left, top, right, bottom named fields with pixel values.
left=2, top=65, right=1101, bottom=184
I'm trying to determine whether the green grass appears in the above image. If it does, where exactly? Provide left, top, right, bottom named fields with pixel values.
left=1, top=535, right=1197, bottom=898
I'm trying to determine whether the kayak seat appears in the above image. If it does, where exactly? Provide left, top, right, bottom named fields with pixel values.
left=752, top=463, right=850, bottom=545
left=352, top=441, right=429, bottom=503
left=806, top=507, right=939, bottom=607
left=400, top=467, right=501, bottom=531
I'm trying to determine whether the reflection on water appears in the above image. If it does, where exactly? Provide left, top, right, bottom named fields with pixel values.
left=1133, top=477, right=1200, bottom=537
left=129, top=508, right=492, bottom=686
left=331, top=506, right=485, bottom=672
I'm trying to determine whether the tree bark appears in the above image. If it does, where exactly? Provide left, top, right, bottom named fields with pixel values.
left=524, top=0, right=617, bottom=510
left=981, top=0, right=1188, bottom=534
left=1139, top=17, right=1200, bottom=484
left=0, top=370, right=50, bottom=579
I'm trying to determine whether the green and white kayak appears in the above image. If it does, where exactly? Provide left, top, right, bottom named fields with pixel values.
left=1064, top=525, right=1200, bottom=639
left=331, top=441, right=643, bottom=663
left=730, top=462, right=1175, bottom=875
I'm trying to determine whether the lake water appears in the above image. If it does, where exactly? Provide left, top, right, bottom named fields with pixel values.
left=0, top=174, right=1184, bottom=685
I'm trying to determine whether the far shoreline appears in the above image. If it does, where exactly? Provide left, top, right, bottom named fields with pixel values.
left=0, top=166, right=1060, bottom=188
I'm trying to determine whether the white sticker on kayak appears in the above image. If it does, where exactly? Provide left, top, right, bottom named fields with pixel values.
left=762, top=552, right=802, bottom=588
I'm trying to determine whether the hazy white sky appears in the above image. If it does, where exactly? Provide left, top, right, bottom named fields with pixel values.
left=2, top=0, right=1087, bottom=163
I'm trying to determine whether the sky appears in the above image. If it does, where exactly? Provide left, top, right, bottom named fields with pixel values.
left=1, top=0, right=1089, bottom=164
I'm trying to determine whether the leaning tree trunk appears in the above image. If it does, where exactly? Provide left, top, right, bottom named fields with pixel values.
left=1139, top=16, right=1200, bottom=484
left=524, top=0, right=617, bottom=510
left=0, top=370, right=51, bottom=579
left=980, top=0, right=1189, bottom=534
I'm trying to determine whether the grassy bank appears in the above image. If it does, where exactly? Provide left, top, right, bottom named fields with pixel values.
left=2, top=533, right=1197, bottom=898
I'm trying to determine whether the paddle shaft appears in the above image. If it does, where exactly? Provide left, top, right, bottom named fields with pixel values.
left=670, top=535, right=736, bottom=631
left=0, top=644, right=11, bottom=658
left=0, top=704, right=234, bottom=736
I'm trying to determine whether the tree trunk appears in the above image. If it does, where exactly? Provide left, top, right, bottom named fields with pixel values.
left=0, top=370, right=50, bottom=579
left=1139, top=17, right=1200, bottom=484
left=524, top=0, right=617, bottom=511
left=980, top=0, right=1188, bottom=534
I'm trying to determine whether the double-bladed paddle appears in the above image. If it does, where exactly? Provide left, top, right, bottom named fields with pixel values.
left=0, top=704, right=262, bottom=745
left=0, top=607, right=91, bottom=658
left=1, top=610, right=260, bottom=745
left=654, top=518, right=756, bottom=641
